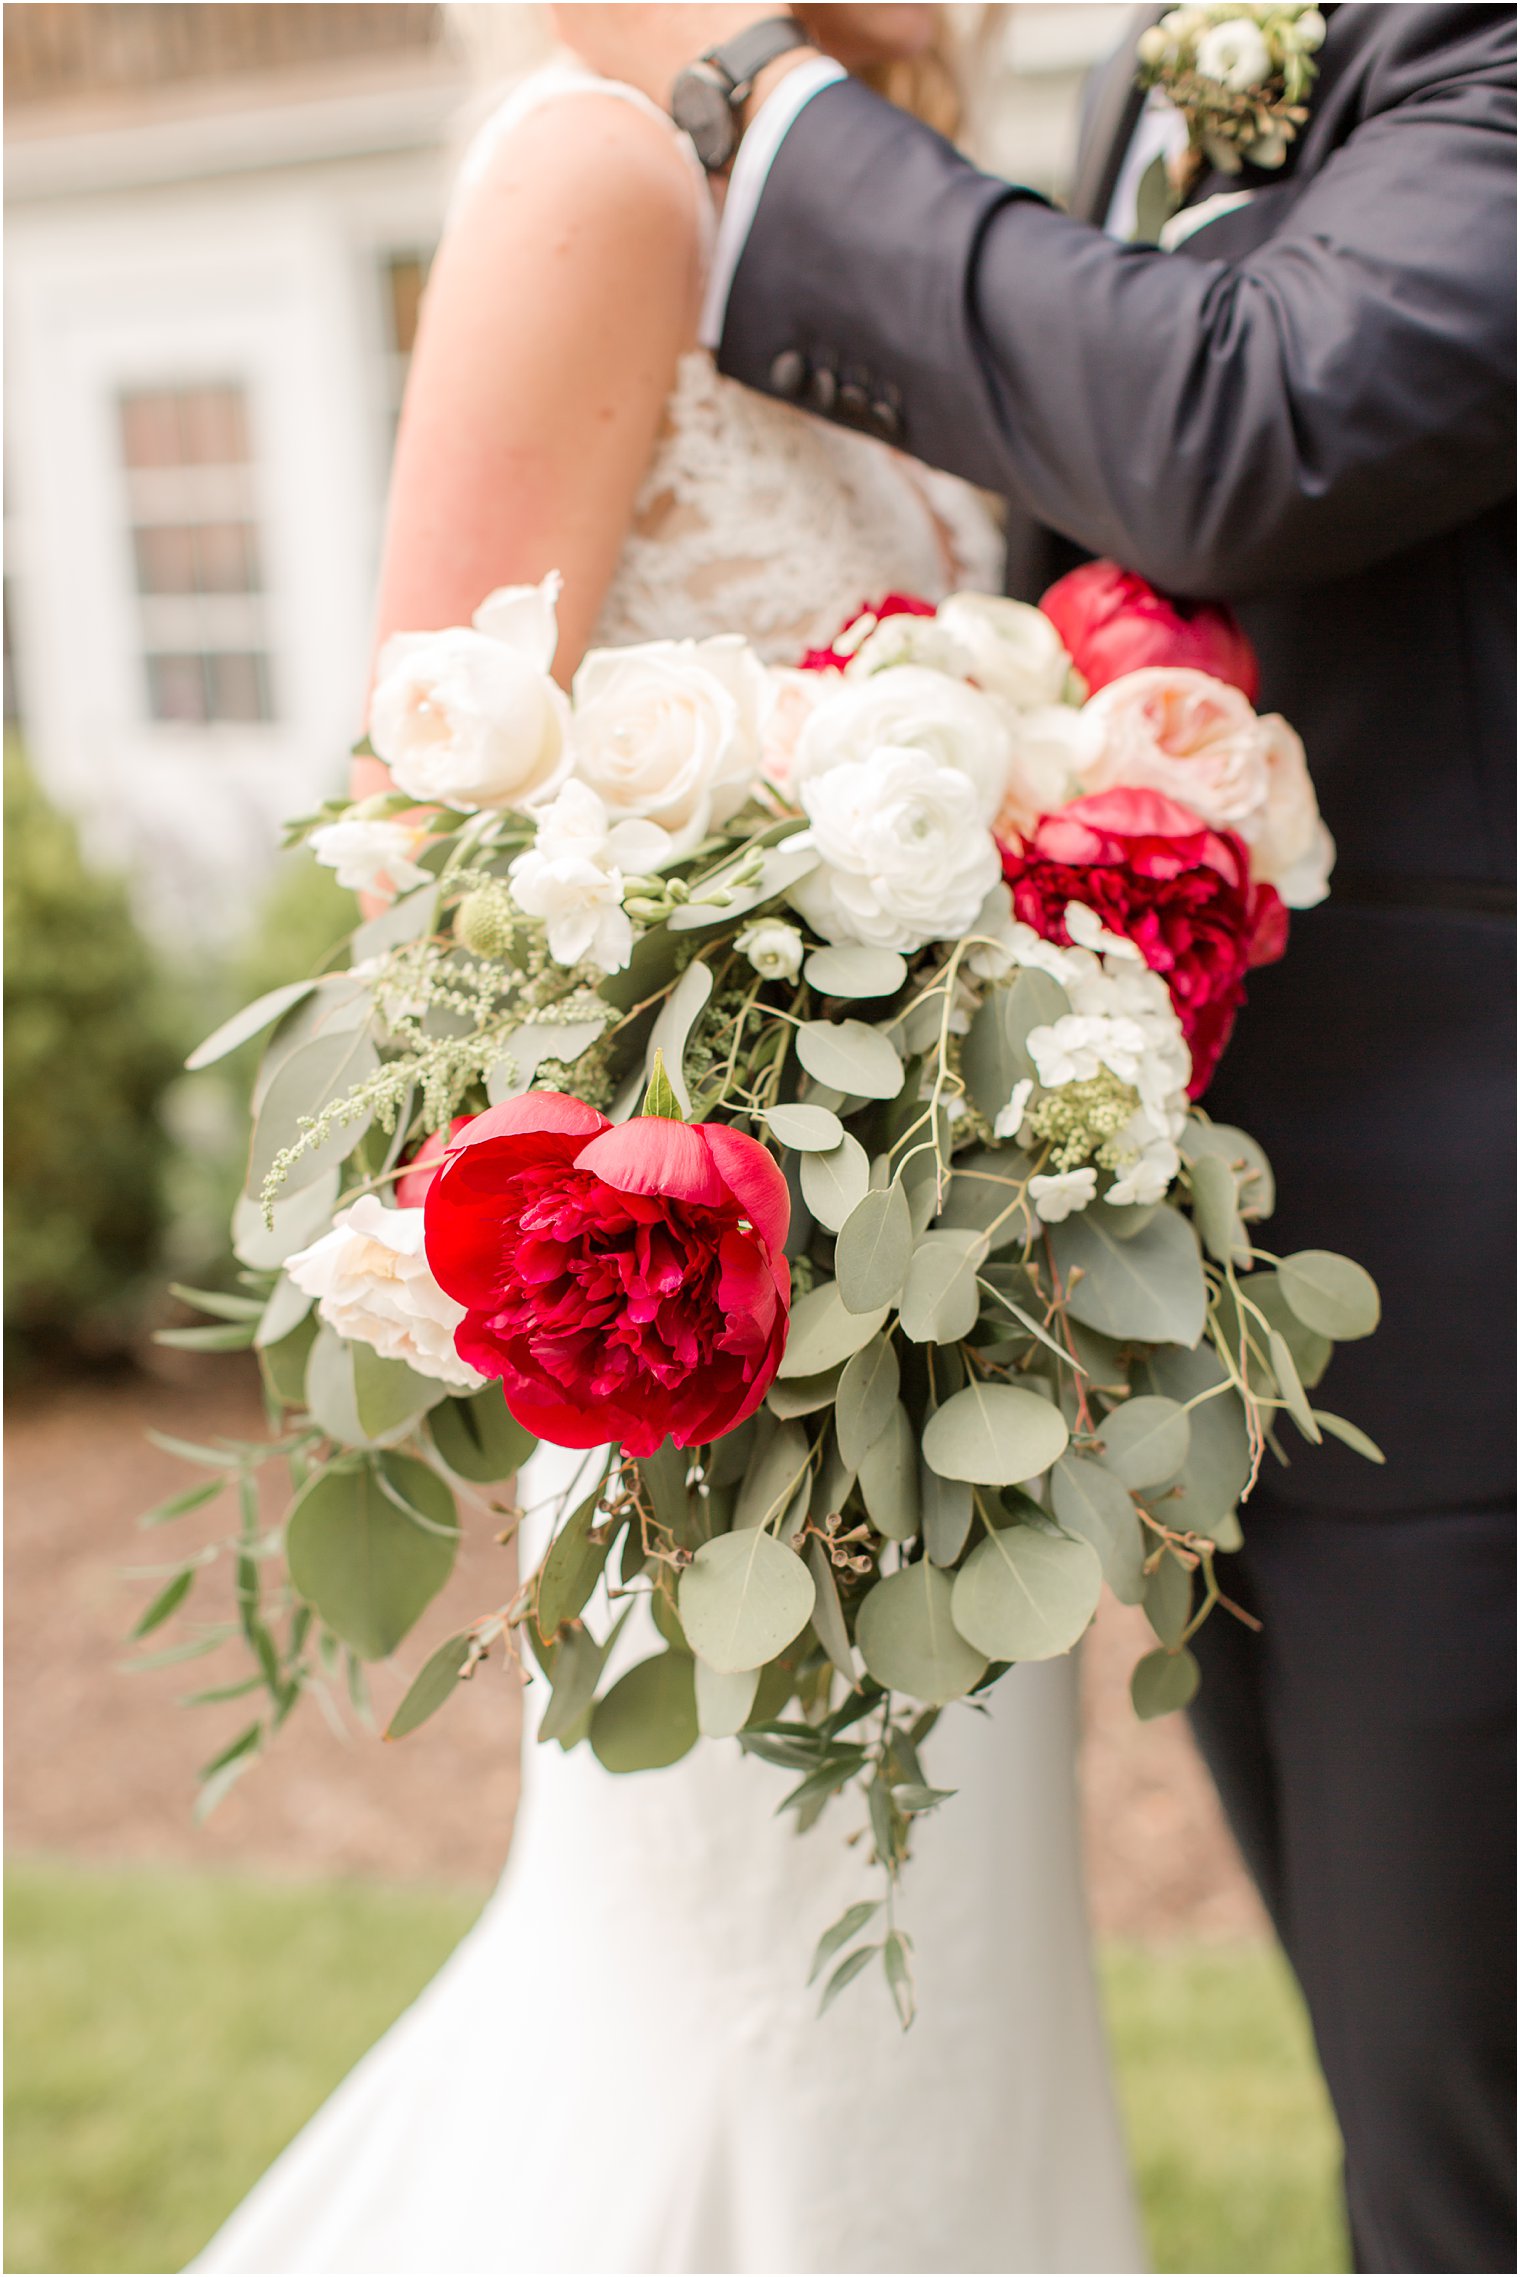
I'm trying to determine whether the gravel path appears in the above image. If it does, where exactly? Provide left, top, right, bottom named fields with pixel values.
left=5, top=1361, right=1266, bottom=1940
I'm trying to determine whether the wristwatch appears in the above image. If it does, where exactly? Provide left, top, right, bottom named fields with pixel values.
left=671, top=16, right=813, bottom=173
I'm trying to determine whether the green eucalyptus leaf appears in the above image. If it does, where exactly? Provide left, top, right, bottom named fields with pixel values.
left=1266, top=1328, right=1323, bottom=1443
left=1050, top=1454, right=1145, bottom=1605
left=589, top=1651, right=698, bottom=1772
left=385, top=1631, right=473, bottom=1740
left=644, top=961, right=713, bottom=1114
left=667, top=836, right=818, bottom=930
left=935, top=1148, right=1033, bottom=1253
left=232, top=1170, right=341, bottom=1272
left=486, top=1018, right=605, bottom=1107
left=796, top=1019, right=903, bottom=1100
left=1050, top=1206, right=1206, bottom=1348
left=1101, top=1396, right=1192, bottom=1490
left=856, top=1561, right=988, bottom=1704
left=694, top=1659, right=761, bottom=1739
left=765, top=1368, right=844, bottom=1420
left=950, top=1520, right=1101, bottom=1660
left=679, top=1528, right=816, bottom=1674
left=835, top=1182, right=914, bottom=1315
left=857, top=1403, right=920, bottom=1542
left=428, top=1384, right=538, bottom=1485
left=735, top=1421, right=810, bottom=1531
left=285, top=1456, right=458, bottom=1661
left=353, top=1344, right=447, bottom=1441
left=777, top=1282, right=889, bottom=1377
left=800, top=1133, right=871, bottom=1233
left=764, top=1103, right=844, bottom=1152
left=537, top=1622, right=606, bottom=1748
left=1182, top=1118, right=1274, bottom=1221
left=803, top=945, right=907, bottom=999
left=806, top=1540, right=857, bottom=1683
left=1246, top=1273, right=1332, bottom=1389
left=536, top=1487, right=611, bottom=1638
left=920, top=1465, right=974, bottom=1567
left=1312, top=1410, right=1386, bottom=1464
left=1131, top=1645, right=1201, bottom=1719
left=1143, top=1343, right=1251, bottom=1537
left=247, top=1027, right=379, bottom=1199
left=835, top=1335, right=900, bottom=1471
left=186, top=980, right=318, bottom=1072
left=921, top=1382, right=1069, bottom=1486
left=1189, top=1150, right=1248, bottom=1266
left=898, top=1228, right=986, bottom=1346
left=819, top=1942, right=879, bottom=2014
left=808, top=1900, right=882, bottom=1985
left=1278, top=1250, right=1381, bottom=1341
left=1143, top=1554, right=1193, bottom=1650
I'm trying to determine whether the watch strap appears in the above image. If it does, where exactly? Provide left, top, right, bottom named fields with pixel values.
left=703, top=15, right=810, bottom=99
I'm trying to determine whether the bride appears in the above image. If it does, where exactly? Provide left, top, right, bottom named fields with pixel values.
left=195, top=8, right=1143, bottom=2271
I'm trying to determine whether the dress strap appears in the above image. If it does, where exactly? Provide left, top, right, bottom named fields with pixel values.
left=449, top=61, right=715, bottom=273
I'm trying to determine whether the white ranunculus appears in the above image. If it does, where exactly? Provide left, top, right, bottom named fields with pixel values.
left=791, top=666, right=1013, bottom=825
left=1195, top=17, right=1273, bottom=89
left=286, top=1197, right=483, bottom=1390
left=936, top=593, right=1073, bottom=712
left=508, top=780, right=669, bottom=975
left=790, top=752, right=1002, bottom=953
left=845, top=613, right=973, bottom=680
left=736, top=919, right=805, bottom=980
left=570, top=636, right=770, bottom=857
left=1248, top=714, right=1335, bottom=906
left=1029, top=1169, right=1099, bottom=1223
left=310, top=815, right=431, bottom=896
left=370, top=574, right=569, bottom=814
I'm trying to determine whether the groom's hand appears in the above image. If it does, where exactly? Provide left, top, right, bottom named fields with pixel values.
left=563, top=6, right=817, bottom=123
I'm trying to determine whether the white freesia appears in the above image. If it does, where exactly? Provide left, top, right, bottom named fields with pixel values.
left=936, top=593, right=1073, bottom=711
left=790, top=753, right=1002, bottom=953
left=286, top=1197, right=484, bottom=1391
left=736, top=919, right=805, bottom=980
left=791, top=666, right=1012, bottom=824
left=311, top=815, right=430, bottom=896
left=508, top=780, right=670, bottom=975
left=1029, top=1169, right=1099, bottom=1223
left=570, top=635, right=770, bottom=857
left=1194, top=16, right=1272, bottom=89
left=370, top=574, right=570, bottom=813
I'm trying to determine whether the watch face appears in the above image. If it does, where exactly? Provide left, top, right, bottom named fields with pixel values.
left=672, top=72, right=734, bottom=170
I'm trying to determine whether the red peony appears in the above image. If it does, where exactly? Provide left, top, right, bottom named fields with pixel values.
left=800, top=593, right=936, bottom=673
left=423, top=1094, right=790, bottom=1457
left=1000, top=788, right=1287, bottom=1098
left=1039, top=561, right=1260, bottom=705
left=394, top=1116, right=473, bottom=1209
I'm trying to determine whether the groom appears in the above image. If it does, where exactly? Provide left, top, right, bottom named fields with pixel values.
left=574, top=5, right=1517, bottom=2269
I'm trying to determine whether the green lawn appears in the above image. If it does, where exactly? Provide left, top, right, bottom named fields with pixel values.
left=5, top=1860, right=1347, bottom=2275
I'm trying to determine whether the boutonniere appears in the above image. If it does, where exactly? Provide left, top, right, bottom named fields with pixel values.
left=1135, top=5, right=1324, bottom=231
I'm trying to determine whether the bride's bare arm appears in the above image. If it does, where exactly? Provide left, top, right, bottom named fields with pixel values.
left=355, top=97, right=704, bottom=799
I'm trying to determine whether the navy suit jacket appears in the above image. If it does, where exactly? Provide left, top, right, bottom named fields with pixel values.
left=720, top=5, right=1517, bottom=1514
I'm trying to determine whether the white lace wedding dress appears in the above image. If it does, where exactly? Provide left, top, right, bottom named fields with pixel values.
left=195, top=69, right=1145, bottom=2277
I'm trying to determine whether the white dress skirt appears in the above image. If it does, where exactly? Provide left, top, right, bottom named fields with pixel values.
left=194, top=68, right=1146, bottom=2277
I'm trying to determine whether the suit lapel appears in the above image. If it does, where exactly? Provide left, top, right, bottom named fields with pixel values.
left=1067, top=5, right=1161, bottom=225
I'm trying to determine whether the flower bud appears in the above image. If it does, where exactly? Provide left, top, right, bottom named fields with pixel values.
left=455, top=885, right=517, bottom=960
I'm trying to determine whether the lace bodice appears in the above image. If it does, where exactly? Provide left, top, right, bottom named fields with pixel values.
left=453, top=66, right=1006, bottom=662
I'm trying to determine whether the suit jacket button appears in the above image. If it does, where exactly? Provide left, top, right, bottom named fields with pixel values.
left=807, top=365, right=838, bottom=415
left=837, top=379, right=870, bottom=425
left=871, top=398, right=904, bottom=443
left=769, top=349, right=807, bottom=401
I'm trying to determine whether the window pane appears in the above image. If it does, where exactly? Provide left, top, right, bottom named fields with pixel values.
left=385, top=255, right=429, bottom=356
left=207, top=651, right=271, bottom=722
left=148, top=653, right=209, bottom=722
left=119, top=391, right=183, bottom=469
left=180, top=386, right=248, bottom=465
left=194, top=522, right=260, bottom=594
left=133, top=524, right=198, bottom=594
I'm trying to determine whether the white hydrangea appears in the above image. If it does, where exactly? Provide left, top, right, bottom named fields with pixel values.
left=1029, top=1169, right=1099, bottom=1223
left=508, top=780, right=671, bottom=975
left=286, top=1197, right=484, bottom=1391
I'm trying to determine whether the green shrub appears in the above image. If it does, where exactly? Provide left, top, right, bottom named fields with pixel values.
left=3, top=745, right=186, bottom=1368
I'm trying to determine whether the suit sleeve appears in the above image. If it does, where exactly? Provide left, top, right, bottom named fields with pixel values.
left=717, top=8, right=1516, bottom=599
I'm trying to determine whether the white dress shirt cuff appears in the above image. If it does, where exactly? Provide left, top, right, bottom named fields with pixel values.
left=698, top=56, right=847, bottom=350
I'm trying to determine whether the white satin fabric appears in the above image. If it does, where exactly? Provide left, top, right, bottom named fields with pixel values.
left=195, top=70, right=1145, bottom=2277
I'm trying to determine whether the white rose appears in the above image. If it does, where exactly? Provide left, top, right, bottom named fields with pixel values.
left=760, top=667, right=829, bottom=796
left=1195, top=17, right=1273, bottom=89
left=790, top=752, right=1002, bottom=953
left=310, top=816, right=430, bottom=896
left=793, top=666, right=1012, bottom=824
left=286, top=1197, right=483, bottom=1391
left=936, top=593, right=1073, bottom=711
left=570, top=636, right=770, bottom=857
left=995, top=705, right=1103, bottom=847
left=735, top=919, right=805, bottom=980
left=1249, top=715, right=1335, bottom=906
left=1080, top=667, right=1273, bottom=833
left=370, top=574, right=570, bottom=814
left=508, top=780, right=669, bottom=974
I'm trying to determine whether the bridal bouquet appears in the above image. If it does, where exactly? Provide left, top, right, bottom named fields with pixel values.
left=146, top=561, right=1380, bottom=2017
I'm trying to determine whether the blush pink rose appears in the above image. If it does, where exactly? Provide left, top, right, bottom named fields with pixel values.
left=1000, top=787, right=1287, bottom=1098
